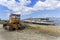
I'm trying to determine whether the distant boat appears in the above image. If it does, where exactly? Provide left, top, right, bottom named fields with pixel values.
left=24, top=18, right=55, bottom=25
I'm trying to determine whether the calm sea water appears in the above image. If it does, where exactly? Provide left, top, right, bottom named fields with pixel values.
left=54, top=20, right=60, bottom=24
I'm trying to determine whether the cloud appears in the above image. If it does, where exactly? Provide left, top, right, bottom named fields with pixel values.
left=33, top=0, right=60, bottom=10
left=0, top=0, right=60, bottom=16
left=0, top=0, right=32, bottom=15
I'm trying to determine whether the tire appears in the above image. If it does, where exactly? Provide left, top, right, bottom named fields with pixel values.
left=5, top=25, right=13, bottom=31
left=3, top=24, right=7, bottom=28
left=19, top=26, right=25, bottom=30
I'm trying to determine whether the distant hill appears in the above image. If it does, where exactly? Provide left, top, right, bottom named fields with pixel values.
left=0, top=20, right=8, bottom=24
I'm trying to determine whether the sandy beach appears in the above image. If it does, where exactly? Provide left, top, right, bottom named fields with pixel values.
left=0, top=24, right=60, bottom=40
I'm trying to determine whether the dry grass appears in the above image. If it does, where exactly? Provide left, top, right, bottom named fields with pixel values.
left=27, top=24, right=60, bottom=36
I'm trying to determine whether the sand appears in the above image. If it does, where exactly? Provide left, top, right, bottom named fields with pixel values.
left=0, top=24, right=60, bottom=40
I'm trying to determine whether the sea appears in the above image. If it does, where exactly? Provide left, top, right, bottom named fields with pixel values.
left=54, top=19, right=60, bottom=24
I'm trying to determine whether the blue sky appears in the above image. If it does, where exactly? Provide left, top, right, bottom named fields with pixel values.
left=0, top=0, right=60, bottom=20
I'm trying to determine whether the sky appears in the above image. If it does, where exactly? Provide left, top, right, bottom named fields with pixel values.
left=0, top=0, right=60, bottom=20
